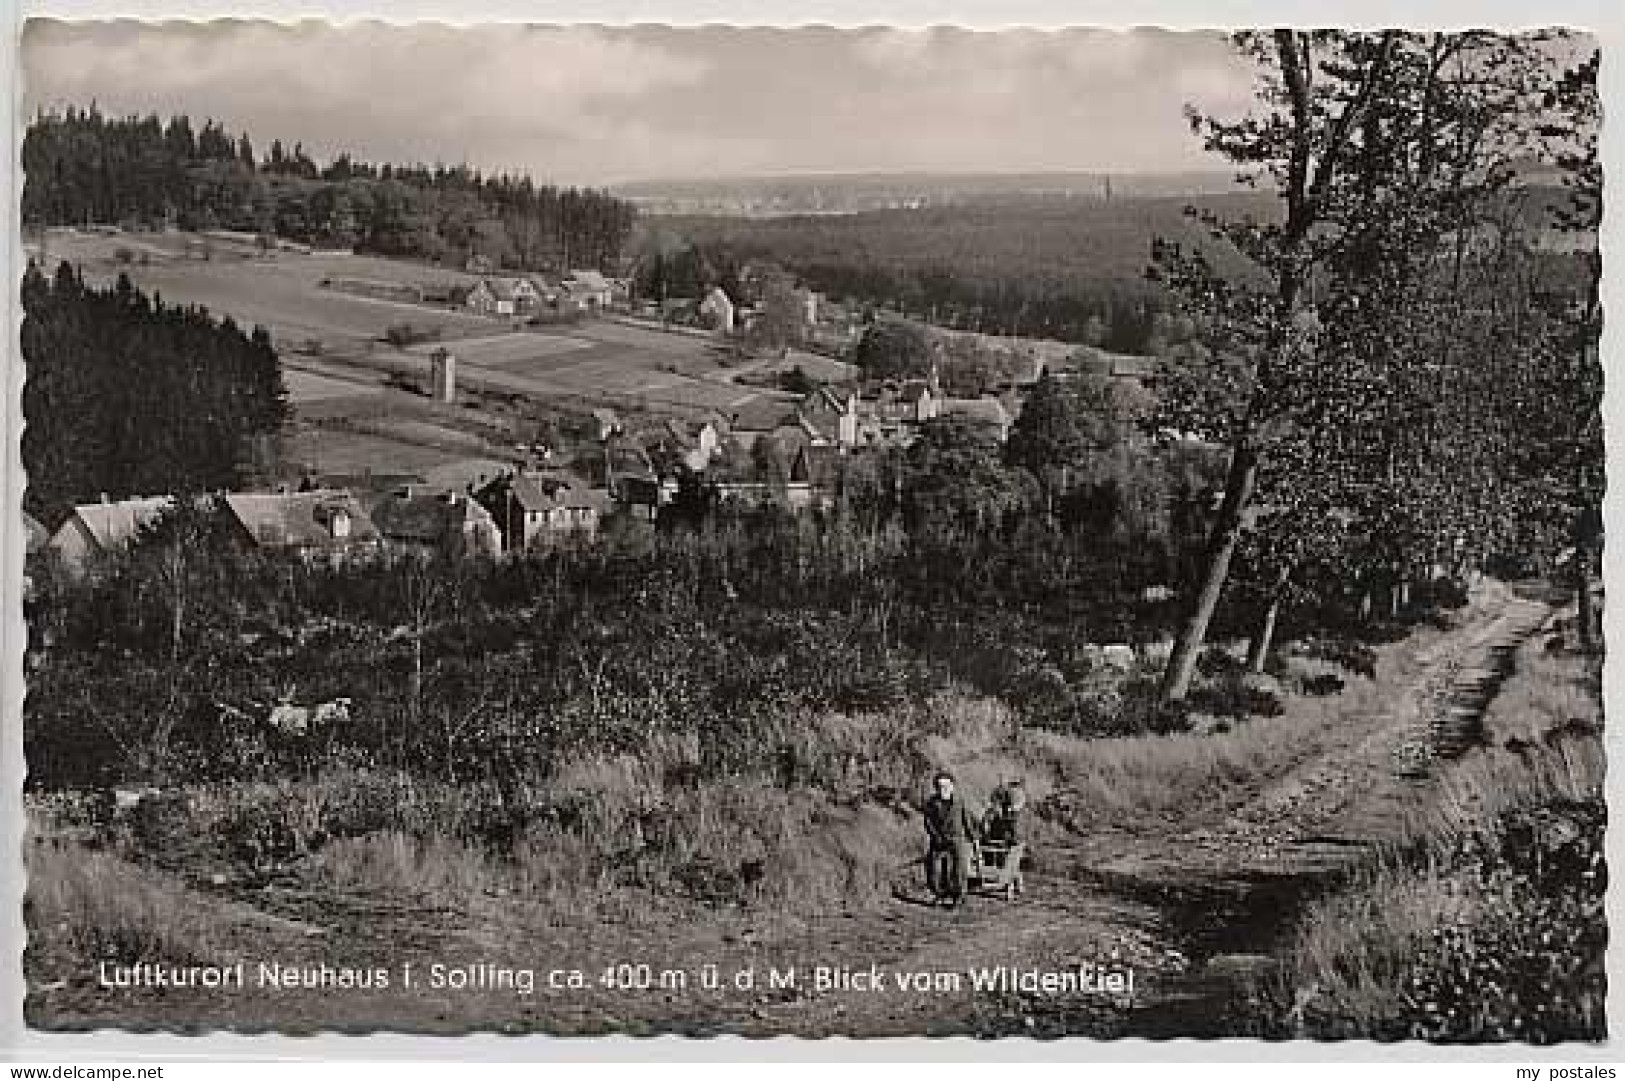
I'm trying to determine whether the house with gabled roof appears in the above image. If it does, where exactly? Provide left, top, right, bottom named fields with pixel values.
left=473, top=469, right=610, bottom=551
left=558, top=270, right=613, bottom=311
left=796, top=386, right=860, bottom=447
left=372, top=490, right=503, bottom=559
left=726, top=396, right=799, bottom=450
left=221, top=489, right=382, bottom=564
left=48, top=495, right=176, bottom=576
left=466, top=276, right=541, bottom=317
left=699, top=285, right=736, bottom=334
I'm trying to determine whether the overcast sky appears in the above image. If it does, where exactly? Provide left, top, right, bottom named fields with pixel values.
left=22, top=21, right=1259, bottom=185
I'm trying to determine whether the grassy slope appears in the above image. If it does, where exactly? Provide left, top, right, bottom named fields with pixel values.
left=1269, top=631, right=1605, bottom=1040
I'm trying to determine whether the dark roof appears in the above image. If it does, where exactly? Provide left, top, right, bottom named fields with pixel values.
left=372, top=492, right=494, bottom=545
left=505, top=471, right=609, bottom=513
left=477, top=277, right=534, bottom=302
left=223, top=490, right=380, bottom=549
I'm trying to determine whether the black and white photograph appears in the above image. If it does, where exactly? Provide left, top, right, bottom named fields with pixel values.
left=9, top=15, right=1610, bottom=1044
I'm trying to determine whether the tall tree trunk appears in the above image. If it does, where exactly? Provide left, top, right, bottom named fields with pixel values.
left=1155, top=30, right=1393, bottom=704
left=1247, top=567, right=1291, bottom=675
left=1575, top=500, right=1600, bottom=653
left=1159, top=441, right=1259, bottom=702
left=1246, top=596, right=1280, bottom=675
left=1575, top=546, right=1597, bottom=652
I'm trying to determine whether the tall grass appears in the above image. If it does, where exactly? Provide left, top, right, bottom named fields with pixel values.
left=1268, top=635, right=1606, bottom=1040
left=26, top=837, right=223, bottom=966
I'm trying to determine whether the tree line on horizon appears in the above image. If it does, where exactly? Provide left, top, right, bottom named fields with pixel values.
left=21, top=107, right=637, bottom=271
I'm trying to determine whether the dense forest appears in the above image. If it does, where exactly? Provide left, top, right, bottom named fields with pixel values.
left=636, top=195, right=1276, bottom=353
left=21, top=262, right=288, bottom=525
left=635, top=184, right=1587, bottom=355
left=21, top=108, right=637, bottom=271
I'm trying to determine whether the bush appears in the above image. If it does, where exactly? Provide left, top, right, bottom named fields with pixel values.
left=384, top=322, right=442, bottom=348
left=1298, top=672, right=1346, bottom=697
left=1300, top=637, right=1379, bottom=678
left=1188, top=677, right=1284, bottom=721
left=1393, top=799, right=1606, bottom=1043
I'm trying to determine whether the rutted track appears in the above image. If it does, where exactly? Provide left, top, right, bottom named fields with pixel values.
left=1082, top=587, right=1560, bottom=1036
left=1427, top=595, right=1556, bottom=760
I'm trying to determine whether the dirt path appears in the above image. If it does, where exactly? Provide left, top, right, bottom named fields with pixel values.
left=29, top=587, right=1557, bottom=1036
left=697, top=584, right=1560, bottom=1038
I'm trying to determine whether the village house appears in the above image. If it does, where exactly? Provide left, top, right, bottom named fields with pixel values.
left=726, top=396, right=800, bottom=451
left=558, top=270, right=613, bottom=312
left=474, top=470, right=611, bottom=551
left=729, top=386, right=885, bottom=453
left=648, top=417, right=723, bottom=473
left=221, top=489, right=383, bottom=565
left=699, top=286, right=736, bottom=335
left=863, top=374, right=941, bottom=426
left=371, top=490, right=503, bottom=559
left=797, top=386, right=861, bottom=447
left=47, top=494, right=176, bottom=576
left=711, top=439, right=838, bottom=513
left=465, top=276, right=541, bottom=318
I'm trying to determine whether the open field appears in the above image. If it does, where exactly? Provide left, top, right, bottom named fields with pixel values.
left=283, top=427, right=480, bottom=475
left=35, top=229, right=494, bottom=349
left=31, top=229, right=799, bottom=478
left=406, top=333, right=594, bottom=368
left=281, top=366, right=387, bottom=404
left=36, top=229, right=785, bottom=424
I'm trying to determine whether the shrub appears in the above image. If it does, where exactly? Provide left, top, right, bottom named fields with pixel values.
left=384, top=322, right=442, bottom=348
left=1189, top=677, right=1284, bottom=721
left=1300, top=636, right=1379, bottom=678
left=1298, top=672, right=1346, bottom=697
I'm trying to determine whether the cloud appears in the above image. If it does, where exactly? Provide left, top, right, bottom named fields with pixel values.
left=22, top=21, right=1254, bottom=183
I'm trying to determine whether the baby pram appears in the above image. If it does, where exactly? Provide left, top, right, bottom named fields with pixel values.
left=969, top=781, right=1027, bottom=901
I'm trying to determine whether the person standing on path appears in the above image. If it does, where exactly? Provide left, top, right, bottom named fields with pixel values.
left=923, top=772, right=978, bottom=907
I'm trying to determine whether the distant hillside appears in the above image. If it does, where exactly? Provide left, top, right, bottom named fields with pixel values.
left=615, top=170, right=1254, bottom=216
left=633, top=182, right=1590, bottom=351
left=637, top=193, right=1277, bottom=351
